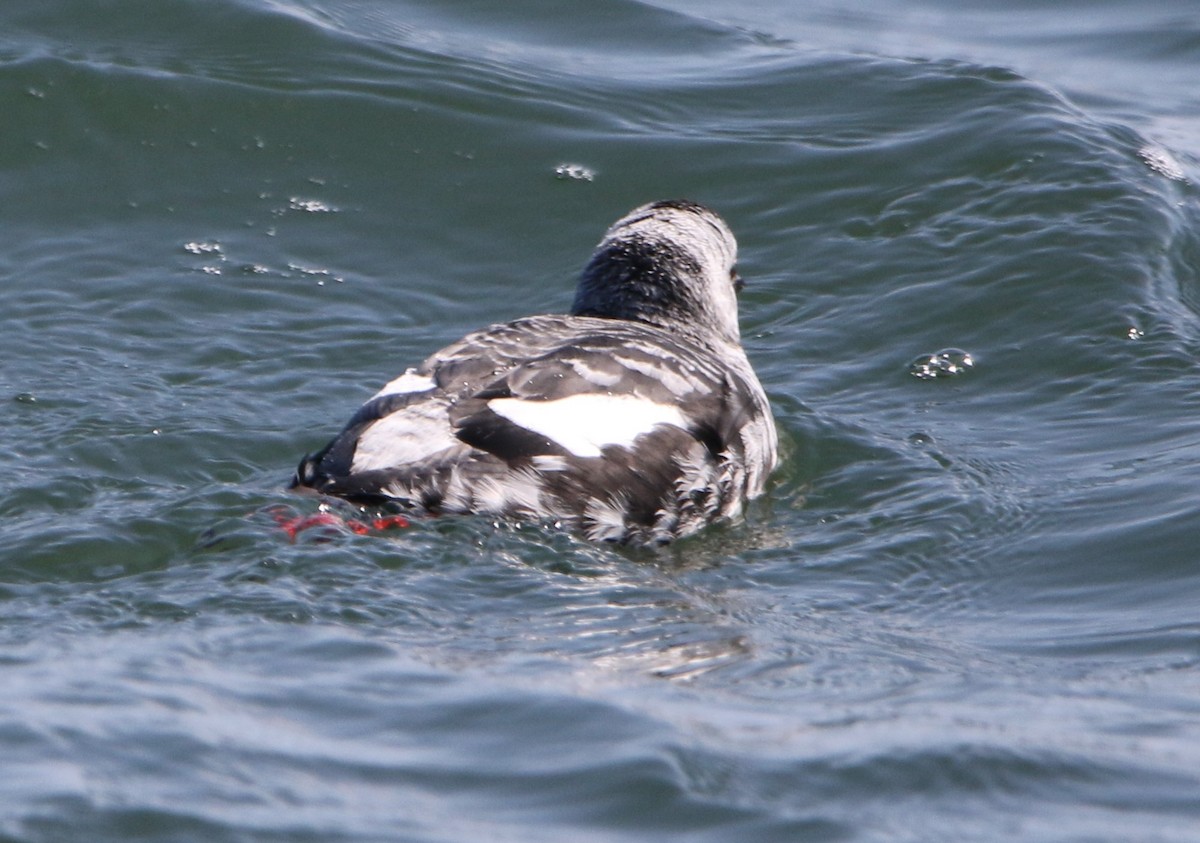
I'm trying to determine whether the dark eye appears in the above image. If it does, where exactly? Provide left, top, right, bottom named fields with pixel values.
left=731, top=267, right=744, bottom=293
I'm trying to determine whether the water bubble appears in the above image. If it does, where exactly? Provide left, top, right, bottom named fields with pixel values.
left=909, top=348, right=975, bottom=380
left=287, top=263, right=344, bottom=284
left=288, top=197, right=336, bottom=213
left=554, top=163, right=595, bottom=182
left=184, top=240, right=222, bottom=255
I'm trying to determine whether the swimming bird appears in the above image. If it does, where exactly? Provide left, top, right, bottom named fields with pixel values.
left=291, top=200, right=777, bottom=543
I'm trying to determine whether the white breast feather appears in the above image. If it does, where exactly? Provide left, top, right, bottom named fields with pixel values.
left=487, top=394, right=687, bottom=458
left=739, top=415, right=777, bottom=497
left=459, top=469, right=544, bottom=516
left=351, top=402, right=460, bottom=472
left=583, top=496, right=630, bottom=542
left=371, top=369, right=437, bottom=399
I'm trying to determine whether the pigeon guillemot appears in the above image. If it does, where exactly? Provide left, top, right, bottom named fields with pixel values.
left=291, top=200, right=777, bottom=543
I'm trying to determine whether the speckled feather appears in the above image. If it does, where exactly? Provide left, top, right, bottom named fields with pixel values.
left=292, top=200, right=777, bottom=543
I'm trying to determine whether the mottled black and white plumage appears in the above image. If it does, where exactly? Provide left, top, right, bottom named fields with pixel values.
left=291, top=200, right=777, bottom=543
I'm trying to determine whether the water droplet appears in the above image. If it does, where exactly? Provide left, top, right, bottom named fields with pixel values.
left=909, top=348, right=975, bottom=380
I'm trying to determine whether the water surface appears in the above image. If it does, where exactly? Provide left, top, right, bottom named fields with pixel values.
left=3, top=1, right=1200, bottom=840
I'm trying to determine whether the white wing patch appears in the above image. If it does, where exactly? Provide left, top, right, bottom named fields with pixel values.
left=371, top=369, right=436, bottom=399
left=487, top=394, right=687, bottom=458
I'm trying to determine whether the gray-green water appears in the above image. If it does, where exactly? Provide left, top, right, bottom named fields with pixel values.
left=4, top=1, right=1200, bottom=840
